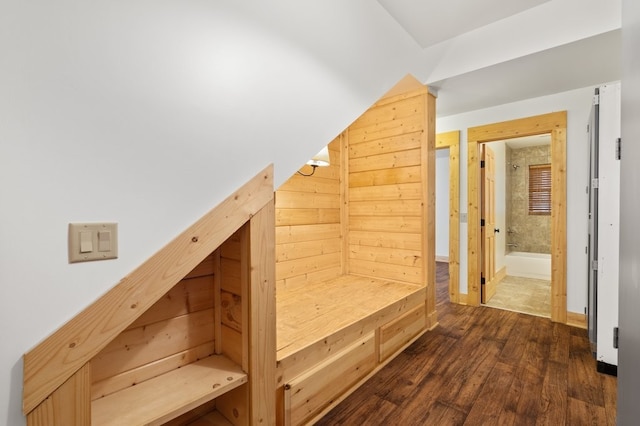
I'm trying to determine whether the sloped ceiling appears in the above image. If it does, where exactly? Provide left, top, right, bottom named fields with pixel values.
left=378, top=0, right=621, bottom=116
left=377, top=0, right=552, bottom=48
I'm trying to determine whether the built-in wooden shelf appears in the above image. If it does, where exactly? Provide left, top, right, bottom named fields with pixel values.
left=91, top=355, right=247, bottom=426
left=187, top=411, right=234, bottom=426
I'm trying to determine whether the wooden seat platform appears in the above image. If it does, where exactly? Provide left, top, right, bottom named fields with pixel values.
left=277, top=274, right=425, bottom=362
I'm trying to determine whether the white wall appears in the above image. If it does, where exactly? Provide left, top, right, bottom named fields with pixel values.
left=435, top=149, right=450, bottom=258
left=436, top=84, right=613, bottom=311
left=0, top=1, right=422, bottom=424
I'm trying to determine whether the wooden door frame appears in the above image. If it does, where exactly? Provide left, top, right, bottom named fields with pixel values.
left=436, top=131, right=460, bottom=303
left=467, top=112, right=567, bottom=323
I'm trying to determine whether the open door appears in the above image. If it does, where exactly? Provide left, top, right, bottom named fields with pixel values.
left=481, top=145, right=497, bottom=303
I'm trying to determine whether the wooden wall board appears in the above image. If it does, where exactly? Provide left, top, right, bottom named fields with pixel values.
left=348, top=231, right=422, bottom=251
left=285, top=333, right=376, bottom=426
left=349, top=148, right=422, bottom=173
left=248, top=202, right=277, bottom=425
left=275, top=224, right=341, bottom=244
left=349, top=132, right=422, bottom=158
left=379, top=304, right=426, bottom=361
left=349, top=165, right=422, bottom=187
left=27, top=364, right=90, bottom=426
left=91, top=308, right=215, bottom=383
left=348, top=182, right=423, bottom=201
left=91, top=342, right=216, bottom=400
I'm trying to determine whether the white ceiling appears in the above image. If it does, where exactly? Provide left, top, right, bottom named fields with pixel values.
left=377, top=0, right=552, bottom=48
left=376, top=0, right=621, bottom=117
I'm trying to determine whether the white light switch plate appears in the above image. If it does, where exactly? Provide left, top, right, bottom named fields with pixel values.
left=69, top=223, right=118, bottom=263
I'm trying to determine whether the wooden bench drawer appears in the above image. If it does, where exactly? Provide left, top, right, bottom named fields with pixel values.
left=284, top=331, right=376, bottom=425
left=379, top=304, right=426, bottom=362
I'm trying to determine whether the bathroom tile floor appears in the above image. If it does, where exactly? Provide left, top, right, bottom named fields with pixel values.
left=484, top=275, right=551, bottom=318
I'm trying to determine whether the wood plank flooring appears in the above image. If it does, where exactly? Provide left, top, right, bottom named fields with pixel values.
left=316, top=262, right=617, bottom=425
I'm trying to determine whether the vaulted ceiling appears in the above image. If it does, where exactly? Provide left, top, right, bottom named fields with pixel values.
left=376, top=0, right=621, bottom=116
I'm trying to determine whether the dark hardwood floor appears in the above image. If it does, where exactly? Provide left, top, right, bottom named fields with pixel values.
left=317, top=262, right=617, bottom=425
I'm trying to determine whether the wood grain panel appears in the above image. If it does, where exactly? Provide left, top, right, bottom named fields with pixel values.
left=276, top=238, right=341, bottom=262
left=91, top=309, right=215, bottom=383
left=348, top=231, right=422, bottom=251
left=349, top=183, right=423, bottom=201
left=221, top=291, right=242, bottom=332
left=349, top=148, right=421, bottom=173
left=348, top=245, right=422, bottom=268
left=275, top=191, right=340, bottom=209
left=275, top=208, right=340, bottom=226
left=286, top=333, right=376, bottom=426
left=27, top=364, right=90, bottom=426
left=349, top=259, right=422, bottom=284
left=379, top=304, right=426, bottom=361
left=23, top=165, right=274, bottom=414
left=220, top=258, right=241, bottom=295
left=276, top=252, right=341, bottom=281
left=349, top=166, right=421, bottom=187
left=184, top=254, right=215, bottom=279
left=349, top=115, right=424, bottom=144
left=349, top=96, right=423, bottom=130
left=276, top=266, right=343, bottom=292
left=349, top=216, right=422, bottom=234
left=248, top=201, right=277, bottom=425
left=128, top=275, right=214, bottom=329
left=276, top=175, right=339, bottom=195
left=348, top=200, right=422, bottom=217
left=349, top=132, right=422, bottom=157
left=275, top=224, right=341, bottom=244
left=91, top=342, right=216, bottom=400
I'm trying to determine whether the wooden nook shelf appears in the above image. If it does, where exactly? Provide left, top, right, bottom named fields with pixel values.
left=92, top=355, right=246, bottom=426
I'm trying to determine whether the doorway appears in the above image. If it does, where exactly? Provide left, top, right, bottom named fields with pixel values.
left=467, top=112, right=567, bottom=324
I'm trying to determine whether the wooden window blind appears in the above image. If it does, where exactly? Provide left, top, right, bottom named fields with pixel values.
left=529, top=164, right=551, bottom=215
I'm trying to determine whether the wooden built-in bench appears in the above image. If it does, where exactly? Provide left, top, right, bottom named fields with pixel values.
left=274, top=81, right=437, bottom=425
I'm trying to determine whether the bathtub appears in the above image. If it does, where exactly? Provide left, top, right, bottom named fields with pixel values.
left=504, top=251, right=551, bottom=281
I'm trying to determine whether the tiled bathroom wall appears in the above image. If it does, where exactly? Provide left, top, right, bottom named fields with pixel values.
left=506, top=144, right=551, bottom=254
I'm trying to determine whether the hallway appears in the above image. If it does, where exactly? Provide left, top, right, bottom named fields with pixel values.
left=317, top=262, right=616, bottom=425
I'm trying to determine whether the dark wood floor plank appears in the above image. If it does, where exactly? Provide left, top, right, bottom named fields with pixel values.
left=463, top=361, right=516, bottom=425
left=567, top=396, right=608, bottom=426
left=317, top=262, right=617, bottom=425
left=535, top=360, right=568, bottom=426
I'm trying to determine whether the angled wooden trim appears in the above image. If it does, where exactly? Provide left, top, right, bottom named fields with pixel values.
left=375, top=86, right=429, bottom=108
left=436, top=130, right=460, bottom=149
left=423, top=93, right=437, bottom=320
left=249, top=201, right=277, bottom=425
left=436, top=131, right=460, bottom=304
left=23, top=165, right=275, bottom=415
left=467, top=112, right=567, bottom=324
left=467, top=111, right=567, bottom=143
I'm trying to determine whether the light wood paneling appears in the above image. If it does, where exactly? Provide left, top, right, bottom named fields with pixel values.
left=248, top=201, right=277, bottom=425
left=423, top=93, right=437, bottom=322
left=467, top=112, right=567, bottom=325
left=379, top=304, right=426, bottom=361
left=275, top=137, right=342, bottom=290
left=27, top=364, right=90, bottom=426
left=23, top=166, right=274, bottom=415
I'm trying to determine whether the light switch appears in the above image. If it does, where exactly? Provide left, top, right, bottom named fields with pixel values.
left=80, top=231, right=93, bottom=253
left=69, top=223, right=118, bottom=263
left=98, top=231, right=111, bottom=252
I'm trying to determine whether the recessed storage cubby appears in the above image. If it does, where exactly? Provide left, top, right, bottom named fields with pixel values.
left=23, top=167, right=275, bottom=426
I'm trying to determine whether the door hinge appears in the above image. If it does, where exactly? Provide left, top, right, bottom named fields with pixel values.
left=592, top=178, right=599, bottom=189
left=592, top=260, right=598, bottom=270
left=614, top=327, right=619, bottom=349
left=593, top=93, right=600, bottom=105
left=480, top=160, right=485, bottom=168
left=616, top=138, right=622, bottom=160
left=481, top=276, right=486, bottom=285
left=481, top=219, right=485, bottom=226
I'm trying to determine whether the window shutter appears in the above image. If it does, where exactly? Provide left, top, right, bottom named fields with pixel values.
left=529, top=164, right=551, bottom=215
